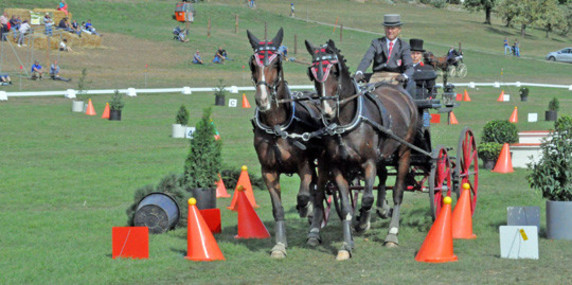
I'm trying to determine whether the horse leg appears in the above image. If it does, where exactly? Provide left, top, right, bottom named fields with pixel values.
left=307, top=161, right=327, bottom=247
left=384, top=148, right=411, bottom=247
left=376, top=166, right=391, bottom=219
left=262, top=170, right=288, bottom=258
left=296, top=161, right=314, bottom=218
left=333, top=168, right=354, bottom=261
left=355, top=160, right=376, bottom=233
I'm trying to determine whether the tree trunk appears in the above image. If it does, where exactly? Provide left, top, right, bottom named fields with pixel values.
left=520, top=24, right=526, bottom=37
left=505, top=16, right=512, bottom=28
left=485, top=7, right=492, bottom=25
left=545, top=23, right=552, bottom=38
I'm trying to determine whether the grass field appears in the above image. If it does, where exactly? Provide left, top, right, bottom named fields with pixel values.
left=1, top=0, right=572, bottom=284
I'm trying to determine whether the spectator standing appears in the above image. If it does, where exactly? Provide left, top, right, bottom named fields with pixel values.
left=43, top=13, right=53, bottom=36
left=31, top=60, right=44, bottom=80
left=514, top=39, right=520, bottom=57
left=193, top=49, right=203, bottom=64
left=504, top=37, right=510, bottom=55
left=290, top=3, right=295, bottom=17
left=17, top=20, right=31, bottom=47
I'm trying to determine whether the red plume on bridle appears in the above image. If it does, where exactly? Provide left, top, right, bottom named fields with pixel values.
left=247, top=28, right=284, bottom=68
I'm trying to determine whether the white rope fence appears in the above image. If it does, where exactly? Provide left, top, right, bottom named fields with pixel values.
left=1, top=81, right=571, bottom=101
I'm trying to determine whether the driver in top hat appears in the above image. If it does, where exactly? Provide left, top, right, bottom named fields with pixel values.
left=410, top=38, right=436, bottom=99
left=354, top=14, right=415, bottom=96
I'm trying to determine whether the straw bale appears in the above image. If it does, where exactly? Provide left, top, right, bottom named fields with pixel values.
left=32, top=8, right=72, bottom=26
left=80, top=33, right=102, bottom=47
left=30, top=33, right=60, bottom=50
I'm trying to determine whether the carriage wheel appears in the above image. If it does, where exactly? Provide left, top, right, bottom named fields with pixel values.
left=429, top=146, right=452, bottom=220
left=329, top=181, right=359, bottom=222
left=457, top=64, right=468, bottom=78
left=455, top=127, right=479, bottom=216
left=447, top=65, right=456, bottom=77
left=320, top=193, right=333, bottom=228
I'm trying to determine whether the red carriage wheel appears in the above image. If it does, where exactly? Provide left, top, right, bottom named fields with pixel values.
left=429, top=146, right=452, bottom=220
left=455, top=127, right=479, bottom=216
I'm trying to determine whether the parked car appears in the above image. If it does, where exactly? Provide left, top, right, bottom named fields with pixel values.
left=545, top=48, right=572, bottom=63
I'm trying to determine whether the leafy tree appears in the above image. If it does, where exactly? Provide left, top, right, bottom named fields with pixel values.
left=496, top=0, right=521, bottom=27
left=463, top=0, right=497, bottom=25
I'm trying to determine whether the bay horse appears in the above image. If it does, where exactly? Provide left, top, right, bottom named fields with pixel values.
left=247, top=28, right=324, bottom=258
left=305, top=39, right=418, bottom=260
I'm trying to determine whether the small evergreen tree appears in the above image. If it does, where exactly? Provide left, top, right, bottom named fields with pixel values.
left=184, top=108, right=222, bottom=189
left=176, top=105, right=189, bottom=125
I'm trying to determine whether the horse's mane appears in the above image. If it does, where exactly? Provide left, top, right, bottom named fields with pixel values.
left=326, top=40, right=351, bottom=78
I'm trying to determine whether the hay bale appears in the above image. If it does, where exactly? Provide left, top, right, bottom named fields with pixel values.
left=31, top=8, right=72, bottom=27
left=80, top=33, right=102, bottom=47
left=4, top=8, right=31, bottom=22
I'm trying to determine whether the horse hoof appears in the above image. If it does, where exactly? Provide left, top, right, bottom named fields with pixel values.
left=307, top=237, right=320, bottom=247
left=354, top=221, right=370, bottom=233
left=336, top=250, right=351, bottom=261
left=384, top=242, right=399, bottom=248
left=376, top=209, right=389, bottom=219
left=270, top=251, right=287, bottom=259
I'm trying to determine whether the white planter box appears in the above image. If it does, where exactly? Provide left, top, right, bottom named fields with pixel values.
left=72, top=100, right=84, bottom=112
left=518, top=131, right=550, bottom=144
left=509, top=143, right=543, bottom=168
left=172, top=124, right=186, bottom=138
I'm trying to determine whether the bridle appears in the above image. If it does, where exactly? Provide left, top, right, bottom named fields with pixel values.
left=250, top=42, right=283, bottom=111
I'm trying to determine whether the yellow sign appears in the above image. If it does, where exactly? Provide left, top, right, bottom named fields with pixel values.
left=519, top=229, right=528, bottom=241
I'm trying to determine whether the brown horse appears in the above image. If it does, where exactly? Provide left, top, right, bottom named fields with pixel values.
left=247, top=28, right=324, bottom=258
left=305, top=39, right=418, bottom=260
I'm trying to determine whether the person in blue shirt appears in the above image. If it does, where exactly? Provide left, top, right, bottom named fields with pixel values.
left=31, top=60, right=43, bottom=80
left=50, top=60, right=71, bottom=82
left=193, top=49, right=203, bottom=64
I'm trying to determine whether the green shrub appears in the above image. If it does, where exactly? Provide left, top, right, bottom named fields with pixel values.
left=184, top=108, right=222, bottom=189
left=431, top=0, right=448, bottom=8
left=527, top=116, right=572, bottom=201
left=214, top=79, right=227, bottom=97
left=109, top=90, right=125, bottom=111
left=220, top=166, right=265, bottom=190
left=477, top=142, right=503, bottom=161
left=481, top=120, right=518, bottom=144
left=519, top=87, right=529, bottom=97
left=548, top=97, right=560, bottom=111
left=175, top=105, right=189, bottom=125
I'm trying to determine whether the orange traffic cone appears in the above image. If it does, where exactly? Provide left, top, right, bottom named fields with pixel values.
left=492, top=143, right=514, bottom=173
left=234, top=187, right=270, bottom=239
left=85, top=99, right=96, bottom=116
left=185, top=198, right=225, bottom=261
left=228, top=166, right=259, bottom=211
left=216, top=173, right=230, bottom=198
left=449, top=112, right=459, bottom=125
left=463, top=89, right=471, bottom=102
left=456, top=93, right=463, bottom=101
left=242, top=93, right=251, bottom=108
left=101, top=102, right=110, bottom=119
left=497, top=90, right=505, bottom=102
left=509, top=106, right=518, bottom=123
left=452, top=183, right=477, bottom=239
left=415, top=196, right=458, bottom=263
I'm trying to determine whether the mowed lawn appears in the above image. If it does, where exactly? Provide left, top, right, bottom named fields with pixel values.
left=1, top=0, right=572, bottom=283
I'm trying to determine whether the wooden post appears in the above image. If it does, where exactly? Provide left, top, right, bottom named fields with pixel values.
left=208, top=17, right=211, bottom=38
left=264, top=22, right=267, bottom=41
left=340, top=24, right=343, bottom=43
left=235, top=14, right=239, bottom=34
left=294, top=34, right=297, bottom=55
left=46, top=36, right=50, bottom=68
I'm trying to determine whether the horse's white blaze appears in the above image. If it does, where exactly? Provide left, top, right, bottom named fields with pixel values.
left=257, top=72, right=270, bottom=110
left=321, top=83, right=335, bottom=118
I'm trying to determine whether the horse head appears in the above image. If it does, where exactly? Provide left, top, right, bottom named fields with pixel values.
left=305, top=39, right=350, bottom=120
left=423, top=51, right=435, bottom=66
left=246, top=28, right=284, bottom=112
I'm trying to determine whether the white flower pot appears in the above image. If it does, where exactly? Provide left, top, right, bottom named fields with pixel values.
left=72, top=100, right=84, bottom=112
left=172, top=124, right=186, bottom=138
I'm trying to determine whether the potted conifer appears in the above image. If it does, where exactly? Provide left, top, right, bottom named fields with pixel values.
left=214, top=79, right=227, bottom=106
left=519, top=87, right=529, bottom=102
left=109, top=90, right=125, bottom=121
left=527, top=115, right=572, bottom=240
left=545, top=97, right=559, bottom=121
left=172, top=105, right=189, bottom=138
left=72, top=68, right=89, bottom=112
left=183, top=108, right=222, bottom=209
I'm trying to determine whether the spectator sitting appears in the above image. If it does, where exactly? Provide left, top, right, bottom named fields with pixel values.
left=83, top=19, right=101, bottom=36
left=17, top=20, right=31, bottom=47
left=50, top=60, right=71, bottom=82
left=192, top=49, right=203, bottom=64
left=57, top=17, right=74, bottom=33
left=212, top=46, right=227, bottom=64
left=43, top=13, right=53, bottom=36
left=173, top=26, right=189, bottom=42
left=57, top=0, right=69, bottom=16
left=31, top=60, right=44, bottom=80
left=71, top=20, right=81, bottom=37
left=59, top=38, right=73, bottom=52
left=0, top=73, right=12, bottom=85
left=0, top=12, right=8, bottom=41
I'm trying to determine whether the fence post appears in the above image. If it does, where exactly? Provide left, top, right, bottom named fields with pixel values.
left=294, top=34, right=297, bottom=55
left=208, top=17, right=211, bottom=38
left=235, top=14, right=239, bottom=34
left=340, top=24, right=343, bottom=43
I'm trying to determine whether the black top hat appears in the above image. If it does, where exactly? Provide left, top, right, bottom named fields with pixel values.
left=383, top=14, right=403, bottom=27
left=410, top=38, right=425, bottom=52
